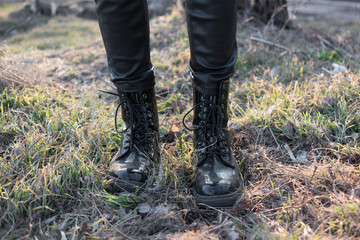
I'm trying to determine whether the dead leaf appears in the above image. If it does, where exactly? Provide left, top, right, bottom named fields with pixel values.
left=171, top=124, right=181, bottom=133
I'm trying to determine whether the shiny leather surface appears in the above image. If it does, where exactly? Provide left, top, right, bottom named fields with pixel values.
left=195, top=151, right=240, bottom=196
left=95, top=0, right=238, bottom=94
left=95, top=0, right=155, bottom=92
left=193, top=80, right=241, bottom=196
left=108, top=88, right=159, bottom=187
left=185, top=0, right=238, bottom=95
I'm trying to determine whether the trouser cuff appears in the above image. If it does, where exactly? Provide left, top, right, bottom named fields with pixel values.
left=189, top=63, right=234, bottom=96
left=110, top=67, right=155, bottom=92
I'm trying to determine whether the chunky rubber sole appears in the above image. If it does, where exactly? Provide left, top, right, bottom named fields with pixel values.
left=193, top=188, right=241, bottom=208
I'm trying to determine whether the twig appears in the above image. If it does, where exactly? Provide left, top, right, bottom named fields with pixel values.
left=203, top=220, right=233, bottom=234
left=290, top=0, right=310, bottom=16
left=321, top=67, right=333, bottom=75
left=250, top=36, right=293, bottom=54
left=301, top=165, right=318, bottom=205
left=238, top=47, right=253, bottom=60
left=0, top=26, right=14, bottom=42
left=317, top=35, right=335, bottom=49
left=250, top=181, right=288, bottom=213
left=0, top=208, right=9, bottom=227
left=0, top=65, right=31, bottom=85
left=0, top=75, right=27, bottom=85
left=197, top=203, right=242, bottom=222
left=92, top=200, right=135, bottom=240
left=269, top=128, right=280, bottom=149
left=0, top=160, right=25, bottom=177
left=284, top=143, right=297, bottom=162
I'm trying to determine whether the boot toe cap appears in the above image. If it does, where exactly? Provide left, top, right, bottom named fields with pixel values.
left=109, top=163, right=147, bottom=183
left=194, top=180, right=239, bottom=196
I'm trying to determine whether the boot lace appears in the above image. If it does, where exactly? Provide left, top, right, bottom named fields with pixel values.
left=100, top=90, right=154, bottom=153
left=183, top=99, right=234, bottom=168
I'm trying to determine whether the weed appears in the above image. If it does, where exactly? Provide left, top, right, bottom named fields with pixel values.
left=315, top=47, right=343, bottom=62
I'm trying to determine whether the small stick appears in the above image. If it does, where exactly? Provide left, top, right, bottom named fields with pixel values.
left=250, top=37, right=292, bottom=53
left=301, top=165, right=318, bottom=205
left=284, top=143, right=297, bottom=162
left=0, top=65, right=31, bottom=85
left=269, top=128, right=280, bottom=149
left=317, top=35, right=335, bottom=49
left=92, top=199, right=135, bottom=240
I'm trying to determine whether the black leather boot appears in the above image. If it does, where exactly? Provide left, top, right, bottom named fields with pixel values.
left=184, top=80, right=242, bottom=207
left=107, top=87, right=160, bottom=192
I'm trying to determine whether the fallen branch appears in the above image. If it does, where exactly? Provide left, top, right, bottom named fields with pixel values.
left=250, top=36, right=293, bottom=53
left=317, top=35, right=336, bottom=49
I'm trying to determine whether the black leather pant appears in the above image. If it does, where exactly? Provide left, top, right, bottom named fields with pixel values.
left=95, top=0, right=237, bottom=95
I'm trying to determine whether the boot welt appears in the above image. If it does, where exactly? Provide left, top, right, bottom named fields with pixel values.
left=193, top=188, right=240, bottom=208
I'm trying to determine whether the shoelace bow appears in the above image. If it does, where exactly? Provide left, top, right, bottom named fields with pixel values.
left=100, top=90, right=153, bottom=152
left=183, top=99, right=234, bottom=168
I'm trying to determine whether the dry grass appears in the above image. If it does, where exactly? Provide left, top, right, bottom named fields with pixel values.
left=1, top=3, right=360, bottom=240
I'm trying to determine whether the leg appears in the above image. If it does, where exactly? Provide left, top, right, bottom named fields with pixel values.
left=95, top=0, right=155, bottom=91
left=184, top=0, right=243, bottom=207
left=185, top=0, right=238, bottom=95
left=95, top=0, right=159, bottom=191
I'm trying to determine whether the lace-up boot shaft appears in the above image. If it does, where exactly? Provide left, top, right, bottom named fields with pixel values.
left=108, top=88, right=159, bottom=192
left=192, top=80, right=242, bottom=207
